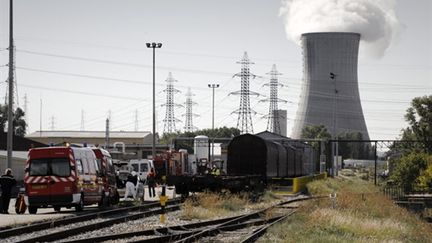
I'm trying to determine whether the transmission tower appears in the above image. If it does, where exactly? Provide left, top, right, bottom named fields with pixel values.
left=230, top=52, right=259, bottom=134
left=183, top=87, right=199, bottom=132
left=80, top=109, right=85, bottom=131
left=134, top=109, right=139, bottom=131
left=50, top=116, right=55, bottom=130
left=23, top=93, right=28, bottom=120
left=162, top=72, right=182, bottom=134
left=260, top=64, right=287, bottom=134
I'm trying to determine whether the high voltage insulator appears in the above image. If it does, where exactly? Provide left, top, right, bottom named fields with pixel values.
left=230, top=52, right=259, bottom=134
left=162, top=72, right=183, bottom=134
left=260, top=64, right=287, bottom=135
left=183, top=87, right=199, bottom=132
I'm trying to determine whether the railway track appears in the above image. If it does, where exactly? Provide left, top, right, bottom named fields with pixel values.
left=1, top=198, right=182, bottom=243
left=57, top=196, right=313, bottom=243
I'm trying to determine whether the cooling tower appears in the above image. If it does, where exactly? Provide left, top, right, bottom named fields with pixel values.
left=291, top=32, right=369, bottom=140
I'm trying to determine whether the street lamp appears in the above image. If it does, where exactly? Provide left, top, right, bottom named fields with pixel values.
left=146, top=42, right=162, bottom=160
left=208, top=83, right=219, bottom=164
left=330, top=72, right=338, bottom=176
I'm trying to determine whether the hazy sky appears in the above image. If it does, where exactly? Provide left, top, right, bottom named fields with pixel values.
left=0, top=0, right=431, bottom=140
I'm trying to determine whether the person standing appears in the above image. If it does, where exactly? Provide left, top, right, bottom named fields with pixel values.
left=123, top=171, right=138, bottom=200
left=0, top=168, right=16, bottom=214
left=147, top=168, right=156, bottom=198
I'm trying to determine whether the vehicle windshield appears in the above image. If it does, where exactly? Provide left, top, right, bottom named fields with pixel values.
left=29, top=158, right=70, bottom=177
left=140, top=163, right=149, bottom=173
left=131, top=164, right=139, bottom=173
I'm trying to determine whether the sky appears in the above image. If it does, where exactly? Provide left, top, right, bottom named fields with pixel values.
left=0, top=0, right=431, bottom=140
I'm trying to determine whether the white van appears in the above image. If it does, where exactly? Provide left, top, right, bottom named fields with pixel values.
left=128, top=159, right=154, bottom=182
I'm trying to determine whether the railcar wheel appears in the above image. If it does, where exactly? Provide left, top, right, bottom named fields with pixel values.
left=53, top=206, right=61, bottom=212
left=75, top=194, right=84, bottom=212
left=28, top=206, right=38, bottom=214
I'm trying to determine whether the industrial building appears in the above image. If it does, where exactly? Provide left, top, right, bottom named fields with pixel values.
left=291, top=32, right=370, bottom=139
left=26, top=131, right=155, bottom=146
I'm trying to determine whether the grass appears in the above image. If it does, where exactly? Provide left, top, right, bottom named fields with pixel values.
left=259, top=176, right=432, bottom=243
left=180, top=191, right=281, bottom=220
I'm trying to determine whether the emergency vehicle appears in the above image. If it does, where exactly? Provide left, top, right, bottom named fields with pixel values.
left=92, top=148, right=120, bottom=206
left=24, top=147, right=105, bottom=214
left=129, top=159, right=154, bottom=182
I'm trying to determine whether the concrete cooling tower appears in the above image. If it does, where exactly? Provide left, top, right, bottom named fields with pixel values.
left=291, top=32, right=370, bottom=140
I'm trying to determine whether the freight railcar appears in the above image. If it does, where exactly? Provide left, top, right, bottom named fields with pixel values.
left=227, top=133, right=308, bottom=181
left=168, top=133, right=317, bottom=195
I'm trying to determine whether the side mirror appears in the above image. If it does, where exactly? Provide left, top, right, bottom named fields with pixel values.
left=25, top=168, right=29, bottom=173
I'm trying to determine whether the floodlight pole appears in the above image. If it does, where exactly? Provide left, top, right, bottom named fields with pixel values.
left=208, top=84, right=219, bottom=164
left=146, top=42, right=162, bottom=160
left=330, top=72, right=338, bottom=176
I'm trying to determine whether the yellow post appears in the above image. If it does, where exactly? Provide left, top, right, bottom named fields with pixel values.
left=159, top=185, right=168, bottom=224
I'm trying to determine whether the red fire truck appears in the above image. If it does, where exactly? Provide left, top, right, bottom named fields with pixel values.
left=24, top=147, right=106, bottom=214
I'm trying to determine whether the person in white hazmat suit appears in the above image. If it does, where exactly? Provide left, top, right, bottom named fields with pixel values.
left=123, top=171, right=138, bottom=200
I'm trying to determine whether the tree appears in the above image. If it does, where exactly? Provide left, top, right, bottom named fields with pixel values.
left=300, top=124, right=331, bottom=140
left=336, top=131, right=372, bottom=159
left=159, top=127, right=241, bottom=153
left=0, top=104, right=27, bottom=137
left=400, top=95, right=432, bottom=153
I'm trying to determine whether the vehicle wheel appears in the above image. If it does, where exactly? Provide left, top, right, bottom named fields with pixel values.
left=28, top=206, right=38, bottom=214
left=98, top=193, right=109, bottom=209
left=111, top=191, right=120, bottom=205
left=75, top=194, right=84, bottom=212
left=54, top=206, right=61, bottom=212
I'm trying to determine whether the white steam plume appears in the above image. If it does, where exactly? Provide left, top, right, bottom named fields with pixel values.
left=279, top=0, right=400, bottom=58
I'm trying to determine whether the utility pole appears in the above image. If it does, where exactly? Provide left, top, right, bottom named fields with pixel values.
left=208, top=83, right=219, bottom=163
left=7, top=0, right=14, bottom=169
left=146, top=42, right=162, bottom=159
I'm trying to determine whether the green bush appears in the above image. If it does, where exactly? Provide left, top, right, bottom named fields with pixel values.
left=390, top=152, right=432, bottom=192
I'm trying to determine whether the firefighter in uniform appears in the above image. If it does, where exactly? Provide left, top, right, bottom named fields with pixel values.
left=0, top=168, right=16, bottom=214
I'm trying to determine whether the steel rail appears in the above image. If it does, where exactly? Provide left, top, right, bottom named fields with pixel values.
left=240, top=210, right=296, bottom=243
left=130, top=215, right=286, bottom=243
left=61, top=214, right=245, bottom=243
left=0, top=198, right=181, bottom=239
left=61, top=197, right=309, bottom=243
left=15, top=204, right=181, bottom=243
left=176, top=196, right=312, bottom=243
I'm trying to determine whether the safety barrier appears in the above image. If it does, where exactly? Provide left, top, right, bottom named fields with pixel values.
left=271, top=172, right=327, bottom=194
